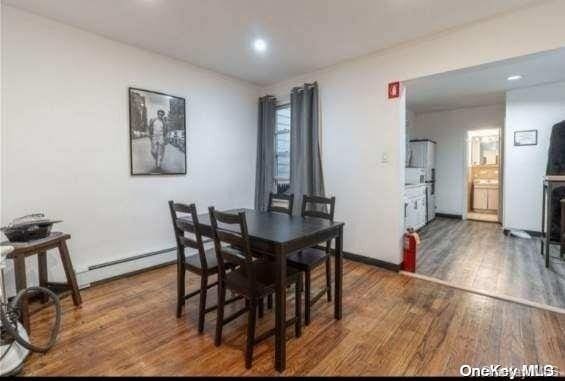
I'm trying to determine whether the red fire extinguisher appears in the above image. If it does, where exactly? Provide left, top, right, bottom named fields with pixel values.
left=403, top=229, right=419, bottom=272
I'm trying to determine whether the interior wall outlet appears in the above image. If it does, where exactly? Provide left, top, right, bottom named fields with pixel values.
left=381, top=153, right=389, bottom=163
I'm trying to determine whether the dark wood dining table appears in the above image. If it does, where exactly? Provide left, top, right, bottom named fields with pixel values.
left=180, top=208, right=345, bottom=372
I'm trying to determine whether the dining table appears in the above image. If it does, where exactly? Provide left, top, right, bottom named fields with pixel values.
left=180, top=208, right=345, bottom=372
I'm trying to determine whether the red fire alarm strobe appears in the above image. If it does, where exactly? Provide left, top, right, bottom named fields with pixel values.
left=388, top=81, right=401, bottom=99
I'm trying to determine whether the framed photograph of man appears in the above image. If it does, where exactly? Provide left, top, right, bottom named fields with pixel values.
left=129, top=87, right=187, bottom=175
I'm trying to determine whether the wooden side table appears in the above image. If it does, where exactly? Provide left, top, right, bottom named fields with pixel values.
left=1, top=232, right=82, bottom=331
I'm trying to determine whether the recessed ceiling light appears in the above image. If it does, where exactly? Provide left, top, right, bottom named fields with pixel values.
left=253, top=38, right=267, bottom=54
left=507, top=75, right=523, bottom=81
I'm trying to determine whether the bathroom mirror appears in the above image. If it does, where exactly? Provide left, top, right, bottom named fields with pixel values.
left=471, top=135, right=499, bottom=165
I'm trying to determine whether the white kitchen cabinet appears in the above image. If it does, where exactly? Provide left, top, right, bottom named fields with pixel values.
left=404, top=184, right=427, bottom=231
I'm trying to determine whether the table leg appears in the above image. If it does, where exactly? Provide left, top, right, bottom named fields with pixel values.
left=58, top=240, right=82, bottom=306
left=13, top=255, right=30, bottom=332
left=38, top=251, right=49, bottom=303
left=274, top=246, right=286, bottom=372
left=546, top=186, right=552, bottom=268
left=334, top=226, right=343, bottom=320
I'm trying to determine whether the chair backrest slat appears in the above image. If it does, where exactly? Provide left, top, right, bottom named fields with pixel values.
left=168, top=201, right=207, bottom=269
left=268, top=192, right=294, bottom=216
left=176, top=219, right=196, bottom=234
left=215, top=228, right=246, bottom=248
left=178, top=235, right=200, bottom=250
left=302, top=210, right=329, bottom=220
left=218, top=246, right=247, bottom=267
left=301, top=195, right=336, bottom=222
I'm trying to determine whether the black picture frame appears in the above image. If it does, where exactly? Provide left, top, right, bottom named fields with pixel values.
left=514, top=130, right=537, bottom=146
left=128, top=87, right=187, bottom=175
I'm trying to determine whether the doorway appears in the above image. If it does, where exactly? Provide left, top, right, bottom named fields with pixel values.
left=465, top=129, right=501, bottom=223
left=402, top=47, right=565, bottom=312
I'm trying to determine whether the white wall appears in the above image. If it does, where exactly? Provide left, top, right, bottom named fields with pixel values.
left=411, top=105, right=505, bottom=215
left=504, top=81, right=565, bottom=232
left=1, top=7, right=259, bottom=290
left=0, top=4, right=3, bottom=231
left=263, top=0, right=565, bottom=265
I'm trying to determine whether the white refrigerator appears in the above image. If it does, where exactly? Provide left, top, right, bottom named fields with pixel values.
left=408, top=140, right=436, bottom=223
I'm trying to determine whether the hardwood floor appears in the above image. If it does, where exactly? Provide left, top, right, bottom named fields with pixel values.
left=418, top=217, right=565, bottom=309
left=24, top=261, right=565, bottom=376
left=22, top=259, right=565, bottom=376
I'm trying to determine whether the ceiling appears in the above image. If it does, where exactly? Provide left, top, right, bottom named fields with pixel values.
left=5, top=0, right=543, bottom=86
left=406, top=47, right=565, bottom=114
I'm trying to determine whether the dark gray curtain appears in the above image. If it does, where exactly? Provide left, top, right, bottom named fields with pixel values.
left=289, top=82, right=325, bottom=214
left=254, top=95, right=277, bottom=211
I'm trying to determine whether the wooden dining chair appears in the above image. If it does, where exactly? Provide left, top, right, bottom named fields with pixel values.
left=168, top=201, right=239, bottom=333
left=267, top=192, right=294, bottom=215
left=209, top=207, right=302, bottom=369
left=263, top=192, right=295, bottom=310
left=287, top=195, right=336, bottom=325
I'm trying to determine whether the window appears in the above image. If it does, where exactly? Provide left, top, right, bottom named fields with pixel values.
left=275, top=105, right=291, bottom=194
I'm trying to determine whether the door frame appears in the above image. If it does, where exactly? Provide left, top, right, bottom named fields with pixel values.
left=462, top=134, right=470, bottom=220
left=463, top=128, right=503, bottom=223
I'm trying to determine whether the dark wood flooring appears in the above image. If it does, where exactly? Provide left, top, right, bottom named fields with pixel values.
left=417, top=217, right=565, bottom=309
left=22, top=260, right=565, bottom=376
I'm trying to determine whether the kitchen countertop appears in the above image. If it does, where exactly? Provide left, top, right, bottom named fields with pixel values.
left=473, top=179, right=499, bottom=189
left=474, top=183, right=499, bottom=189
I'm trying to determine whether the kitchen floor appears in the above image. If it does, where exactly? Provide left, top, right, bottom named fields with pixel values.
left=417, top=217, right=565, bottom=309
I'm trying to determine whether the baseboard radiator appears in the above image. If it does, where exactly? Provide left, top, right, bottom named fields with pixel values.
left=76, top=240, right=213, bottom=287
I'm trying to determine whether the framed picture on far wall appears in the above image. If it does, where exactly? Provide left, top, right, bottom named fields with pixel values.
left=514, top=129, right=537, bottom=146
left=129, top=87, right=187, bottom=175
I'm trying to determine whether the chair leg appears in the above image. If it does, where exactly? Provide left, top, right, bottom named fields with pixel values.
left=245, top=299, right=257, bottom=369
left=325, top=256, right=332, bottom=302
left=295, top=274, right=302, bottom=338
left=215, top=279, right=226, bottom=346
left=177, top=266, right=185, bottom=318
left=304, top=270, right=311, bottom=326
left=198, top=274, right=208, bottom=333
left=258, top=298, right=264, bottom=318
left=267, top=294, right=273, bottom=309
